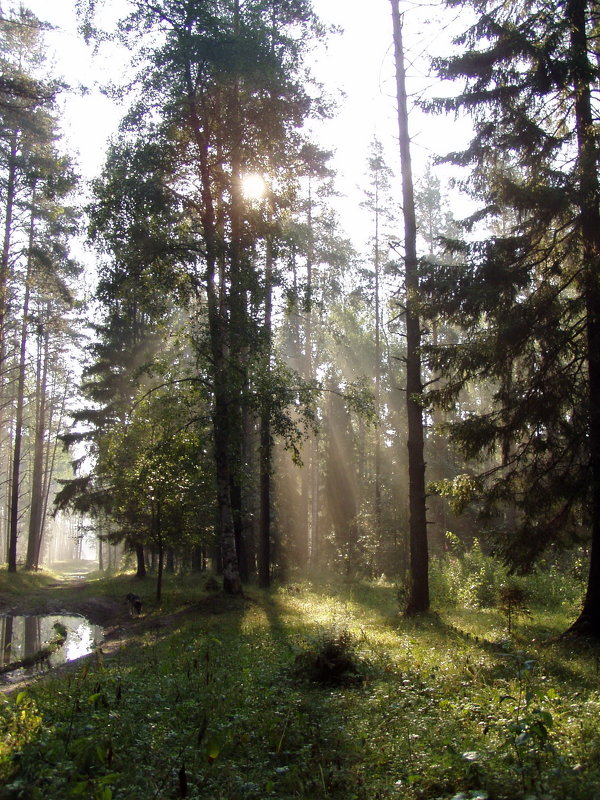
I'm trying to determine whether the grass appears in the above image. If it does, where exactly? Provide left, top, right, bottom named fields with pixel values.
left=1, top=572, right=599, bottom=799
left=0, top=569, right=58, bottom=596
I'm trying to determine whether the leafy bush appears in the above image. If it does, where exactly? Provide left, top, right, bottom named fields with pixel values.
left=430, top=540, right=586, bottom=614
left=519, top=557, right=584, bottom=612
left=429, top=539, right=507, bottom=609
left=0, top=692, right=42, bottom=785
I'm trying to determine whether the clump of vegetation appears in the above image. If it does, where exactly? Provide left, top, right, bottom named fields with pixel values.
left=0, top=693, right=42, bottom=784
left=292, top=627, right=368, bottom=685
left=497, top=583, right=531, bottom=633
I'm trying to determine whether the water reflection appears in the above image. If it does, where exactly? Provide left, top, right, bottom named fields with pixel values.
left=0, top=614, right=103, bottom=682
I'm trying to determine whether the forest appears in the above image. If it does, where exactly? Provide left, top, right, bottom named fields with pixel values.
left=0, top=0, right=599, bottom=798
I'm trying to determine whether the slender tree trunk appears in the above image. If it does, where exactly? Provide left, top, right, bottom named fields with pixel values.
left=38, top=366, right=69, bottom=568
left=391, top=0, right=429, bottom=614
left=567, top=0, right=600, bottom=636
left=304, top=179, right=320, bottom=571
left=7, top=192, right=35, bottom=572
left=155, top=502, right=164, bottom=602
left=1, top=132, right=18, bottom=566
left=26, top=322, right=49, bottom=569
left=374, top=164, right=383, bottom=561
left=258, top=200, right=274, bottom=588
left=0, top=130, right=18, bottom=381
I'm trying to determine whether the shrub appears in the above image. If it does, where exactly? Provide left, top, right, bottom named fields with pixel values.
left=497, top=582, right=531, bottom=633
left=429, top=540, right=507, bottom=609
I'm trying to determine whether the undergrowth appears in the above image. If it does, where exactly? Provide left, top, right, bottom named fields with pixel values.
left=0, top=571, right=598, bottom=800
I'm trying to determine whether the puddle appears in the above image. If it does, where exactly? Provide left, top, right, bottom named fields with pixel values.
left=0, top=614, right=103, bottom=683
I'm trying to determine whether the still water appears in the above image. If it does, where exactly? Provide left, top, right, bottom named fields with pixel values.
left=0, top=614, right=103, bottom=683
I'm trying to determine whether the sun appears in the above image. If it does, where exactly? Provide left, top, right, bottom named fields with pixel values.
left=241, top=173, right=267, bottom=202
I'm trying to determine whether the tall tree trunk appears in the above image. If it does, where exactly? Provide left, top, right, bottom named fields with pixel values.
left=38, top=367, right=69, bottom=568
left=567, top=0, right=600, bottom=636
left=391, top=0, right=429, bottom=614
left=26, top=321, right=49, bottom=569
left=374, top=160, right=383, bottom=562
left=227, top=0, right=250, bottom=586
left=184, top=62, right=242, bottom=596
left=0, top=132, right=18, bottom=563
left=258, top=200, right=274, bottom=588
left=7, top=191, right=35, bottom=572
left=155, top=501, right=164, bottom=602
left=304, top=178, right=320, bottom=571
left=0, top=130, right=18, bottom=381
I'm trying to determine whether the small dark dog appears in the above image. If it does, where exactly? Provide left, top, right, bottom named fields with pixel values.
left=126, top=592, right=142, bottom=616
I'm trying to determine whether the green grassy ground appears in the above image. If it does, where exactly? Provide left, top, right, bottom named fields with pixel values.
left=1, top=573, right=599, bottom=800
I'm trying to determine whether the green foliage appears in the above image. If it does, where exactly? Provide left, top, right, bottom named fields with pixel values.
left=429, top=540, right=508, bottom=609
left=0, top=569, right=57, bottom=595
left=429, top=545, right=587, bottom=621
left=0, top=693, right=42, bottom=784
left=1, top=578, right=599, bottom=799
left=429, top=475, right=481, bottom=515
left=420, top=0, right=600, bottom=593
left=490, top=654, right=565, bottom=796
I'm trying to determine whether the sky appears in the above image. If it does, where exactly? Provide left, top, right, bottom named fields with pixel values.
left=6, top=0, right=469, bottom=248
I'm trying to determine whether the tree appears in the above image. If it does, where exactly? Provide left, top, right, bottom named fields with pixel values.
left=361, top=137, right=397, bottom=564
left=77, top=0, right=327, bottom=590
left=391, top=0, right=429, bottom=614
left=424, top=0, right=600, bottom=634
left=0, top=7, right=78, bottom=571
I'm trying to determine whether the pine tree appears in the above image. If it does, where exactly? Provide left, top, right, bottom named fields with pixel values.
left=78, top=0, right=327, bottom=590
left=391, top=0, right=429, bottom=613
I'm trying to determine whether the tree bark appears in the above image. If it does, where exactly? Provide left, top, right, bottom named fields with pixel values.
left=8, top=190, right=35, bottom=572
left=135, top=543, right=146, bottom=578
left=391, top=0, right=429, bottom=613
left=566, top=0, right=600, bottom=636
left=26, top=322, right=49, bottom=569
left=155, top=502, right=164, bottom=602
left=258, top=199, right=274, bottom=589
left=0, top=130, right=18, bottom=379
left=184, top=61, right=242, bottom=596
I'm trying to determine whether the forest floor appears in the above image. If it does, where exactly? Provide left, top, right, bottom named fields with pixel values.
left=1, top=569, right=600, bottom=800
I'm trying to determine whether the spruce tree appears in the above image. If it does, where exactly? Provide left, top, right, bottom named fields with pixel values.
left=424, top=0, right=600, bottom=634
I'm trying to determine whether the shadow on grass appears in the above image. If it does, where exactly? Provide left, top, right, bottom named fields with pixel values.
left=255, top=590, right=374, bottom=799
